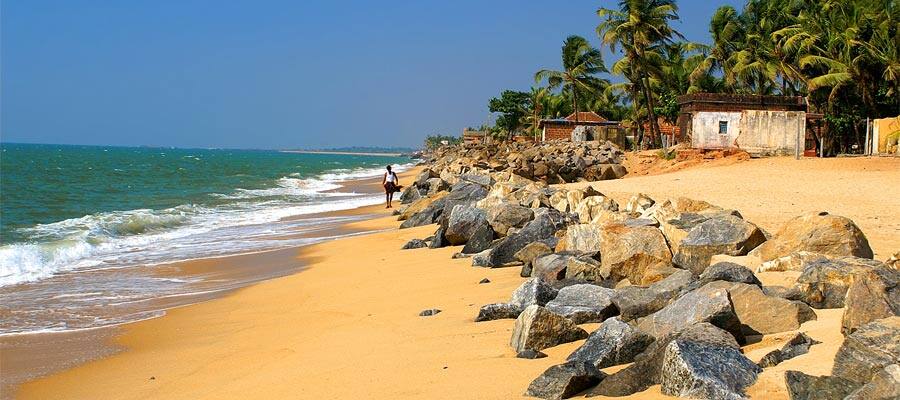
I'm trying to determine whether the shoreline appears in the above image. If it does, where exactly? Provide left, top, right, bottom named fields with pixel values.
left=11, top=156, right=900, bottom=399
left=281, top=150, right=409, bottom=157
left=0, top=166, right=422, bottom=399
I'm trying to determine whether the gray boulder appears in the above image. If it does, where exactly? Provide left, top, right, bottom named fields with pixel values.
left=510, top=305, right=589, bottom=352
left=636, top=282, right=744, bottom=343
left=514, top=242, right=553, bottom=265
left=516, top=349, right=548, bottom=359
left=525, top=361, right=605, bottom=400
left=399, top=185, right=422, bottom=204
left=699, top=262, right=761, bottom=286
left=845, top=364, right=900, bottom=400
left=460, top=222, right=494, bottom=254
left=485, top=203, right=534, bottom=236
left=673, top=215, right=767, bottom=275
left=832, top=316, right=900, bottom=385
left=402, top=239, right=428, bottom=249
left=757, top=332, right=820, bottom=368
left=841, top=266, right=900, bottom=335
left=757, top=211, right=874, bottom=262
left=784, top=371, right=859, bottom=400
left=599, top=225, right=674, bottom=286
left=428, top=226, right=448, bottom=249
left=612, top=269, right=697, bottom=322
left=545, top=284, right=617, bottom=324
left=510, top=278, right=559, bottom=309
left=475, top=302, right=522, bottom=322
left=567, top=318, right=655, bottom=369
left=531, top=254, right=572, bottom=282
left=705, top=281, right=817, bottom=336
left=485, top=208, right=567, bottom=267
left=445, top=205, right=487, bottom=245
left=659, top=335, right=761, bottom=399
left=400, top=201, right=444, bottom=228
left=793, top=256, right=885, bottom=309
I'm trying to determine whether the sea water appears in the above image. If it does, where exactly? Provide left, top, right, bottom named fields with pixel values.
left=0, top=143, right=412, bottom=334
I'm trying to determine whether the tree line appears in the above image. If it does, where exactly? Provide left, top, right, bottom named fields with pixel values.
left=484, top=0, right=898, bottom=154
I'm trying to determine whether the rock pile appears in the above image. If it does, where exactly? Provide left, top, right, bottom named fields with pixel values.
left=397, top=147, right=897, bottom=399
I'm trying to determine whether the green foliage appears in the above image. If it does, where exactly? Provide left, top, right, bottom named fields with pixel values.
left=488, top=90, right=531, bottom=134
left=423, top=134, right=461, bottom=150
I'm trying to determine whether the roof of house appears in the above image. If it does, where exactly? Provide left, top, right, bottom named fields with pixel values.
left=539, top=112, right=619, bottom=128
left=462, top=130, right=487, bottom=137
left=565, top=111, right=606, bottom=122
left=677, top=93, right=807, bottom=112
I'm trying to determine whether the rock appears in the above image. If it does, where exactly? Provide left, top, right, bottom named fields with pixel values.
left=567, top=318, right=655, bottom=369
left=564, top=257, right=606, bottom=282
left=794, top=256, right=886, bottom=309
left=516, top=349, right=548, bottom=359
left=532, top=254, right=571, bottom=282
left=424, top=177, right=449, bottom=195
left=589, top=323, right=740, bottom=397
left=399, top=185, right=422, bottom=204
left=842, top=266, right=900, bottom=335
left=399, top=194, right=447, bottom=227
left=429, top=226, right=448, bottom=249
left=461, top=222, right=494, bottom=254
left=414, top=168, right=437, bottom=188
left=659, top=334, right=761, bottom=399
left=624, top=193, right=655, bottom=217
left=673, top=215, right=767, bottom=275
left=479, top=278, right=490, bottom=284
left=757, top=332, right=820, bottom=368
left=525, top=361, right=605, bottom=400
left=573, top=195, right=619, bottom=224
left=558, top=224, right=603, bottom=253
left=886, top=251, right=900, bottom=270
left=545, top=284, right=617, bottom=324
left=437, top=181, right=489, bottom=226
left=402, top=239, right=428, bottom=249
left=485, top=203, right=533, bottom=236
left=757, top=251, right=832, bottom=272
left=550, top=191, right=571, bottom=212
left=459, top=172, right=493, bottom=187
left=706, top=281, right=817, bottom=335
left=565, top=186, right=603, bottom=212
left=657, top=211, right=722, bottom=254
left=636, top=282, right=744, bottom=343
left=624, top=218, right=659, bottom=227
left=510, top=305, right=589, bottom=352
left=485, top=208, right=567, bottom=267
left=471, top=248, right=492, bottom=267
left=699, top=262, right=762, bottom=286
left=419, top=309, right=441, bottom=316
left=845, top=364, right=900, bottom=400
left=757, top=212, right=874, bottom=262
left=598, top=225, right=673, bottom=285
left=475, top=303, right=522, bottom=322
left=510, top=278, right=559, bottom=308
left=784, top=371, right=859, bottom=400
left=762, top=285, right=803, bottom=300
left=832, top=316, right=900, bottom=385
left=612, top=269, right=697, bottom=322
left=514, top=242, right=553, bottom=266
left=444, top=205, right=488, bottom=245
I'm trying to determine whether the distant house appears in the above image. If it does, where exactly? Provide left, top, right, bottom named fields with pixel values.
left=676, top=93, right=816, bottom=156
left=462, top=129, right=490, bottom=145
left=539, top=112, right=626, bottom=147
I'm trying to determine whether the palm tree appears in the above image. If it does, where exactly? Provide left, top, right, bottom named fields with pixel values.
left=597, top=0, right=682, bottom=148
left=535, top=35, right=609, bottom=123
left=521, top=87, right=548, bottom=141
left=692, top=6, right=743, bottom=92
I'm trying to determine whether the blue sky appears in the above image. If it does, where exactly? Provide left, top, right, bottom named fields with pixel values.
left=1, top=0, right=743, bottom=149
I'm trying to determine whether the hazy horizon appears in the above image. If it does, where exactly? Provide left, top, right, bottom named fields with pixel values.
left=2, top=0, right=741, bottom=149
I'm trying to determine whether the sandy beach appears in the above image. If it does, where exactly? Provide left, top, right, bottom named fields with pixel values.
left=9, top=156, right=900, bottom=400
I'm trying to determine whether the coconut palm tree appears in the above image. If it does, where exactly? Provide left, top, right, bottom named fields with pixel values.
left=535, top=35, right=609, bottom=123
left=597, top=0, right=682, bottom=148
left=521, top=87, right=548, bottom=141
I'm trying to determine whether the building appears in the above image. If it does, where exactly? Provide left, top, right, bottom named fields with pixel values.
left=538, top=112, right=626, bottom=147
left=676, top=93, right=814, bottom=156
left=872, top=116, right=900, bottom=155
left=462, top=129, right=489, bottom=145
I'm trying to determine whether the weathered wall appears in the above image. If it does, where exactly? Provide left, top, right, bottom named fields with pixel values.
left=691, top=111, right=742, bottom=149
left=736, top=110, right=806, bottom=156
left=872, top=117, right=900, bottom=154
left=543, top=125, right=573, bottom=141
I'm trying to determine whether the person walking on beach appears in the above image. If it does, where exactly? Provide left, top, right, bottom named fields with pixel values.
left=383, top=165, right=400, bottom=208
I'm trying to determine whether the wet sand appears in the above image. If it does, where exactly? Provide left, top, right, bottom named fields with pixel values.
left=10, top=156, right=900, bottom=399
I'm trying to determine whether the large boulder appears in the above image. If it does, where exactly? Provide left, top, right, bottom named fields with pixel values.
left=484, top=208, right=567, bottom=267
left=624, top=193, right=655, bottom=217
left=525, top=361, right=605, bottom=400
left=598, top=224, right=673, bottom=285
left=401, top=239, right=428, bottom=249
left=510, top=305, right=589, bottom=352
left=757, top=251, right=833, bottom=273
left=612, top=269, right=697, bottom=322
left=557, top=224, right=603, bottom=253
left=705, top=281, right=817, bottom=335
left=845, top=364, right=900, bottom=400
left=444, top=205, right=488, bottom=245
left=399, top=185, right=422, bottom=204
left=398, top=191, right=448, bottom=222
left=437, top=181, right=489, bottom=225
left=510, top=278, right=559, bottom=309
left=573, top=195, right=619, bottom=224
left=699, top=262, right=762, bottom=286
left=589, top=323, right=740, bottom=397
left=673, top=215, right=767, bottom=275
left=841, top=266, right=900, bottom=335
left=793, top=256, right=886, bottom=309
left=514, top=242, right=553, bottom=266
left=460, top=222, right=494, bottom=254
left=832, top=316, right=900, bottom=385
left=475, top=302, right=522, bottom=322
left=567, top=318, right=655, bottom=369
left=424, top=177, right=449, bottom=195
left=531, top=254, right=572, bottom=282
left=659, top=333, right=761, bottom=399
left=545, top=284, right=617, bottom=324
left=485, top=202, right=533, bottom=236
left=784, top=371, right=859, bottom=400
left=756, top=211, right=874, bottom=262
left=635, top=282, right=744, bottom=343
left=564, top=256, right=606, bottom=282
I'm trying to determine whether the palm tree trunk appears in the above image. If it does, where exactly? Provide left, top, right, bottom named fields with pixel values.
left=641, top=75, right=661, bottom=148
left=572, top=86, right=579, bottom=123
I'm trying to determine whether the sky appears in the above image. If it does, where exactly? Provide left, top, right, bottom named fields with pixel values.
left=1, top=0, right=744, bottom=149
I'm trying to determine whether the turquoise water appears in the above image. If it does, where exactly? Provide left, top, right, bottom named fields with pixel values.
left=0, top=143, right=411, bottom=287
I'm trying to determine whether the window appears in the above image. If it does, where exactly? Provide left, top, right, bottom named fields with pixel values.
left=718, top=121, right=728, bottom=134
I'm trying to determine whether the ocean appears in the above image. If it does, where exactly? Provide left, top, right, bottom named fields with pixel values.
left=0, top=143, right=412, bottom=335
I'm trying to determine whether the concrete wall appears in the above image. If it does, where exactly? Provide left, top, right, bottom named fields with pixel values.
left=872, top=117, right=900, bottom=154
left=691, top=111, right=742, bottom=149
left=736, top=110, right=806, bottom=156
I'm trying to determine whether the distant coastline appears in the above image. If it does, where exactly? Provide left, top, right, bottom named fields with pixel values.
left=281, top=150, right=407, bottom=157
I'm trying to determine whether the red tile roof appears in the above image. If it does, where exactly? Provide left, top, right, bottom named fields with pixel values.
left=565, top=112, right=606, bottom=122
